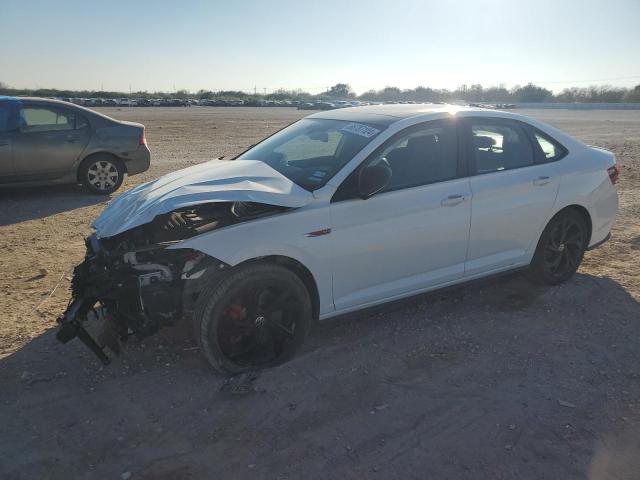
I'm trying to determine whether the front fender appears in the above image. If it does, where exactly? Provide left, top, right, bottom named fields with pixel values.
left=169, top=207, right=335, bottom=315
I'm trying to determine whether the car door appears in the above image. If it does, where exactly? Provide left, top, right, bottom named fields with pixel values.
left=0, top=103, right=15, bottom=180
left=462, top=117, right=560, bottom=276
left=12, top=104, right=91, bottom=180
left=329, top=119, right=472, bottom=311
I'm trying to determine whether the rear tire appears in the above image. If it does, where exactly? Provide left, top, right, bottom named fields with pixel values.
left=192, top=263, right=312, bottom=375
left=527, top=209, right=588, bottom=285
left=79, top=154, right=125, bottom=195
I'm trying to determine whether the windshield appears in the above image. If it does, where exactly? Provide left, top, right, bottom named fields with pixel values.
left=236, top=118, right=385, bottom=190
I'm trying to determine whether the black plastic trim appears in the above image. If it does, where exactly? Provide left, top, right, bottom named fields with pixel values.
left=587, top=232, right=611, bottom=251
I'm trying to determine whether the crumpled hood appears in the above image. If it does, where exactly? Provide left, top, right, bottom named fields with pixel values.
left=93, top=159, right=314, bottom=238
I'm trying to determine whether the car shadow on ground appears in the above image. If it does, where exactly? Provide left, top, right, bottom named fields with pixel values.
left=1, top=272, right=640, bottom=479
left=0, top=184, right=109, bottom=226
left=313, top=270, right=541, bottom=335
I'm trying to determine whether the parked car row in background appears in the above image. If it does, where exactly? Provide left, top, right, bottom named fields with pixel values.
left=56, top=97, right=309, bottom=107
left=60, top=97, right=192, bottom=107
left=44, top=97, right=515, bottom=111
left=47, top=97, right=421, bottom=110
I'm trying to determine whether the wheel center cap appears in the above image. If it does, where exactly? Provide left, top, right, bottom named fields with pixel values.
left=255, top=316, right=266, bottom=327
left=558, top=244, right=566, bottom=252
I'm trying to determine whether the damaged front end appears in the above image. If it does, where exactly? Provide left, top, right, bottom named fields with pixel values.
left=56, top=201, right=286, bottom=364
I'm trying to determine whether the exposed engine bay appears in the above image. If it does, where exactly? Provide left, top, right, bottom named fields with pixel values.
left=56, top=201, right=288, bottom=364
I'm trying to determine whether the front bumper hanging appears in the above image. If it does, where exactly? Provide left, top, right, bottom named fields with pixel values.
left=57, top=298, right=111, bottom=365
left=56, top=233, right=190, bottom=365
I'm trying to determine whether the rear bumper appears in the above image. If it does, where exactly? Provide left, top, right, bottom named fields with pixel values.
left=123, top=144, right=151, bottom=175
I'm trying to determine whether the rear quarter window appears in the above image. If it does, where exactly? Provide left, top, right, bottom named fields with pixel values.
left=534, top=130, right=567, bottom=162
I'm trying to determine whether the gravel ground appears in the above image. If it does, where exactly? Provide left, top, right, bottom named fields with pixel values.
left=0, top=107, right=639, bottom=480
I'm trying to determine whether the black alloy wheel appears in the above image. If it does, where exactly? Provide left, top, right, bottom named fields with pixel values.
left=193, top=263, right=312, bottom=375
left=528, top=209, right=588, bottom=285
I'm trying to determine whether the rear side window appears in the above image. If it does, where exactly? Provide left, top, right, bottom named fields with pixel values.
left=469, top=120, right=534, bottom=174
left=19, top=107, right=75, bottom=133
left=534, top=130, right=566, bottom=161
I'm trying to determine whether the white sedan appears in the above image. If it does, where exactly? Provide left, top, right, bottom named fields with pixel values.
left=57, top=104, right=619, bottom=374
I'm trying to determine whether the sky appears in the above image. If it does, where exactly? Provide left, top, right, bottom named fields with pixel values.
left=1, top=0, right=640, bottom=94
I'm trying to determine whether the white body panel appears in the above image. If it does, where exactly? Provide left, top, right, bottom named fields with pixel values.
left=329, top=178, right=471, bottom=310
left=93, top=105, right=618, bottom=320
left=173, top=206, right=336, bottom=315
left=465, top=162, right=560, bottom=275
left=549, top=145, right=619, bottom=249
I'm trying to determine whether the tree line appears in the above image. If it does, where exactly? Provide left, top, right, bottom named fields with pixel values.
left=2, top=81, right=640, bottom=103
left=351, top=83, right=640, bottom=103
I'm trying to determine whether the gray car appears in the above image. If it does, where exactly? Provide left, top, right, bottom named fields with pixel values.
left=0, top=97, right=150, bottom=194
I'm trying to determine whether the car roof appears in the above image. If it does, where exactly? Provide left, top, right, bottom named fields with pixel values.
left=307, top=103, right=524, bottom=126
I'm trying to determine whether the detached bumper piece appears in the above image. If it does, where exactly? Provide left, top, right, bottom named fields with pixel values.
left=57, top=298, right=111, bottom=365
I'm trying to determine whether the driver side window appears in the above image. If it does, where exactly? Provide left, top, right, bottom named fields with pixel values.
left=332, top=120, right=459, bottom=202
left=373, top=121, right=458, bottom=193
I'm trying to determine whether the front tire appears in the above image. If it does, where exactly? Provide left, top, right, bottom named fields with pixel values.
left=527, top=209, right=588, bottom=285
left=192, top=263, right=312, bottom=375
left=80, top=154, right=125, bottom=194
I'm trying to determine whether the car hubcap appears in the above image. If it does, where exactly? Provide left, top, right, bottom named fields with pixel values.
left=87, top=161, right=119, bottom=191
left=216, top=285, right=299, bottom=367
left=544, top=218, right=584, bottom=277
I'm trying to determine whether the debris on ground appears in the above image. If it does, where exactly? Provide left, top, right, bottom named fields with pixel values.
left=26, top=269, right=48, bottom=282
left=220, top=371, right=260, bottom=396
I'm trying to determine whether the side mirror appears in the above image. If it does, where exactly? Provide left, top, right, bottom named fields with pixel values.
left=358, top=163, right=392, bottom=199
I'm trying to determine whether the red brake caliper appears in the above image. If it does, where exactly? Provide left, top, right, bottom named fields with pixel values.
left=226, top=304, right=247, bottom=344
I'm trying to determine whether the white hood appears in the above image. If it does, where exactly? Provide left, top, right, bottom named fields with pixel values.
left=92, top=159, right=314, bottom=238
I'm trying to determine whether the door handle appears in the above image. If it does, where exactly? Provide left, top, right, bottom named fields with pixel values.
left=533, top=176, right=552, bottom=186
left=441, top=194, right=467, bottom=207
left=65, top=135, right=77, bottom=143
left=0, top=142, right=8, bottom=146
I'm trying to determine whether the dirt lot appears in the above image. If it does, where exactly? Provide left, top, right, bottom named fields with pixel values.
left=1, top=107, right=639, bottom=479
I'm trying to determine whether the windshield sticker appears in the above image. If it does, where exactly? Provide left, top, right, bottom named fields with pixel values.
left=341, top=123, right=380, bottom=138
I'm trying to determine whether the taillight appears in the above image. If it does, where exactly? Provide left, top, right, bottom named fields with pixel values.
left=139, top=129, right=146, bottom=145
left=607, top=165, right=619, bottom=185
